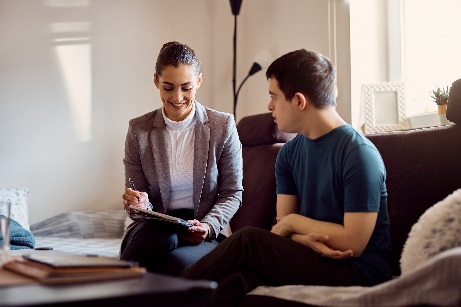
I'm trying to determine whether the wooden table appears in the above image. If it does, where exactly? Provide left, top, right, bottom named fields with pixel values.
left=0, top=270, right=217, bottom=306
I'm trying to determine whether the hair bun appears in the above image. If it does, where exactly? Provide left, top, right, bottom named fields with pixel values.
left=160, top=41, right=180, bottom=51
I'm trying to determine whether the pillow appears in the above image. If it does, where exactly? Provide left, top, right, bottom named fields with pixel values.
left=237, top=112, right=296, bottom=146
left=0, top=188, right=30, bottom=230
left=400, top=188, right=461, bottom=275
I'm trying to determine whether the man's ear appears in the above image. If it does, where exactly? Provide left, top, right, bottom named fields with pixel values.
left=197, top=73, right=202, bottom=89
left=295, top=92, right=307, bottom=110
left=154, top=73, right=159, bottom=89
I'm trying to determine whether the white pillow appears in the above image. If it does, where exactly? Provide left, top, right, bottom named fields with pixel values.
left=400, top=188, right=461, bottom=275
left=0, top=188, right=30, bottom=230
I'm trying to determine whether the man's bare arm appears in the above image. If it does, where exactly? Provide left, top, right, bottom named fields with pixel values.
left=272, top=211, right=377, bottom=257
left=274, top=194, right=351, bottom=258
left=275, top=194, right=299, bottom=222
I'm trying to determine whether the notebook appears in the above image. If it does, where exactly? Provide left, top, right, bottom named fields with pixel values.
left=3, top=250, right=145, bottom=284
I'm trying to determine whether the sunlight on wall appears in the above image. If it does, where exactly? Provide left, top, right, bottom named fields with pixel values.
left=49, top=17, right=92, bottom=142
left=44, top=0, right=90, bottom=7
left=55, top=43, right=92, bottom=141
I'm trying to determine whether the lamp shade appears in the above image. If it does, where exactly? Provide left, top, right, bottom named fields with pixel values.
left=229, top=0, right=243, bottom=16
left=248, top=62, right=262, bottom=76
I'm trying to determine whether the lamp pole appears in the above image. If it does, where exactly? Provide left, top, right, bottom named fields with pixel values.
left=229, top=0, right=264, bottom=119
left=229, top=0, right=243, bottom=118
left=232, top=13, right=238, bottom=117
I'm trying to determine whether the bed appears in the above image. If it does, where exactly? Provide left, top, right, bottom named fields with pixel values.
left=30, top=209, right=127, bottom=258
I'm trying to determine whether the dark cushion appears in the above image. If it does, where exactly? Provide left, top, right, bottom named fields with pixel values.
left=231, top=113, right=295, bottom=232
left=230, top=143, right=283, bottom=232
left=447, top=78, right=461, bottom=124
left=237, top=112, right=296, bottom=146
left=366, top=124, right=461, bottom=275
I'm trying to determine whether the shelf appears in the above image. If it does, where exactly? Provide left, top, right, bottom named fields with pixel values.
left=407, top=112, right=453, bottom=129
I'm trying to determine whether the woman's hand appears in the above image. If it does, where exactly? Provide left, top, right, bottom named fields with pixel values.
left=122, top=188, right=148, bottom=213
left=180, top=220, right=209, bottom=245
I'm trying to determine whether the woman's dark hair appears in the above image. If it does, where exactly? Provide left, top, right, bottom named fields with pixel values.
left=266, top=49, right=336, bottom=109
left=155, top=41, right=201, bottom=77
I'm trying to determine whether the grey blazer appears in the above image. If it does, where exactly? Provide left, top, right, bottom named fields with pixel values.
left=123, top=102, right=243, bottom=237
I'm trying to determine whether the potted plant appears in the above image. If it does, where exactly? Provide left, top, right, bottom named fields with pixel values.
left=431, top=86, right=450, bottom=114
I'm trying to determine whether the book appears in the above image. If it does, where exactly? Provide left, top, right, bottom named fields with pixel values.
left=129, top=206, right=193, bottom=228
left=3, top=250, right=145, bottom=284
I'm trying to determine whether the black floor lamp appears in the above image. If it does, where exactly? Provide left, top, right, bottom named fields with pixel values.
left=230, top=0, right=263, bottom=118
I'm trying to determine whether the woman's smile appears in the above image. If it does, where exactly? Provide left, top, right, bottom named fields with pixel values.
left=169, top=101, right=187, bottom=107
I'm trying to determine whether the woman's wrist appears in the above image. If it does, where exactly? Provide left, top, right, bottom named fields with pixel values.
left=202, top=222, right=213, bottom=239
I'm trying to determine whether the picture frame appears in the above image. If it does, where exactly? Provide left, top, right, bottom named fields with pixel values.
left=362, top=82, right=407, bottom=133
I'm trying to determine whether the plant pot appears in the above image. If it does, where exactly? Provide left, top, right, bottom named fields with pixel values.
left=438, top=104, right=447, bottom=114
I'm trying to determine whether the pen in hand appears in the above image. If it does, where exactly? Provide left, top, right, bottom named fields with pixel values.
left=128, top=177, right=140, bottom=202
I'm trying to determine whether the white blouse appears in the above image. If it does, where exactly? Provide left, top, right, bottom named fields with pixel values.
left=162, top=103, right=196, bottom=211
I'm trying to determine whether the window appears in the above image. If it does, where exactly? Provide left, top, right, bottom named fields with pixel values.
left=350, top=0, right=461, bottom=129
left=403, top=0, right=461, bottom=116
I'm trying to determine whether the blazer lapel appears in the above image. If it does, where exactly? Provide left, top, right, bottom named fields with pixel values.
left=193, top=103, right=210, bottom=217
left=151, top=110, right=170, bottom=212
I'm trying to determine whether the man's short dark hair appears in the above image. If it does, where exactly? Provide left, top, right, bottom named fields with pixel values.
left=266, top=49, right=336, bottom=109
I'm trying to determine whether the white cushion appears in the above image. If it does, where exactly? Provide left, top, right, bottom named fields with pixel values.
left=400, top=188, right=461, bottom=275
left=0, top=188, right=30, bottom=230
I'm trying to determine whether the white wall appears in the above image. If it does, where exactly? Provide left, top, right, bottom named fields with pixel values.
left=0, top=0, right=351, bottom=224
left=234, top=0, right=351, bottom=122
left=350, top=0, right=393, bottom=127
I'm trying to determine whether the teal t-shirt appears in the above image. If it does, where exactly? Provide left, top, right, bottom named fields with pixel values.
left=276, top=125, right=392, bottom=285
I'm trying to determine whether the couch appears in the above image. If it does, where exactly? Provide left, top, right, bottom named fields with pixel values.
left=235, top=112, right=461, bottom=274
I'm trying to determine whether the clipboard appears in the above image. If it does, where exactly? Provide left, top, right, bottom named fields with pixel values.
left=129, top=206, right=193, bottom=228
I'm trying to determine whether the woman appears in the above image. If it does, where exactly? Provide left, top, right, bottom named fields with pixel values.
left=120, top=42, right=243, bottom=276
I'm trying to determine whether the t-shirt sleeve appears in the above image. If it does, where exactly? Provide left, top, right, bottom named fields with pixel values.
left=275, top=144, right=298, bottom=195
left=343, top=144, right=386, bottom=212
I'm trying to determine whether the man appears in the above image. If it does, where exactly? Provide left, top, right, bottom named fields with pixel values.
left=181, top=49, right=392, bottom=306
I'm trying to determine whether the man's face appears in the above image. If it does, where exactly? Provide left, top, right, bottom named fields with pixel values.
left=154, top=64, right=202, bottom=122
left=267, top=77, right=298, bottom=133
